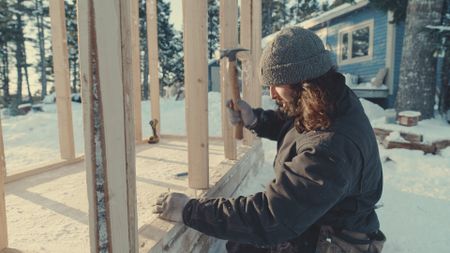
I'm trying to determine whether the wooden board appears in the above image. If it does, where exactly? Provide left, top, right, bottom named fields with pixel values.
left=146, top=0, right=161, bottom=134
left=240, top=0, right=254, bottom=146
left=433, top=140, right=450, bottom=151
left=220, top=0, right=238, bottom=160
left=49, top=0, right=75, bottom=160
left=382, top=139, right=436, bottom=154
left=0, top=116, right=7, bottom=250
left=77, top=0, right=137, bottom=251
left=5, top=156, right=84, bottom=184
left=183, top=0, right=209, bottom=189
left=373, top=127, right=423, bottom=143
left=251, top=0, right=262, bottom=108
left=132, top=0, right=142, bottom=142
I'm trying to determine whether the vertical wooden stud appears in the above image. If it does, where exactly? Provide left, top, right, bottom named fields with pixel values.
left=132, top=0, right=142, bottom=142
left=240, top=0, right=254, bottom=146
left=77, top=0, right=138, bottom=251
left=49, top=0, right=75, bottom=160
left=146, top=0, right=161, bottom=133
left=252, top=0, right=262, bottom=108
left=183, top=0, right=209, bottom=189
left=220, top=0, right=238, bottom=159
left=0, top=116, right=7, bottom=250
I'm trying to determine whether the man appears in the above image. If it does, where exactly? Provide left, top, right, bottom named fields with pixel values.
left=153, top=26, right=385, bottom=253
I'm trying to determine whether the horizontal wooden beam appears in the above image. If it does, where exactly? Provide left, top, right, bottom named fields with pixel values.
left=5, top=157, right=84, bottom=184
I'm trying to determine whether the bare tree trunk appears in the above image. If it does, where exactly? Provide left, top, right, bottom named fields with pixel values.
left=15, top=38, right=23, bottom=105
left=22, top=47, right=33, bottom=104
left=14, top=1, right=25, bottom=105
left=143, top=42, right=149, bottom=100
left=395, top=0, right=445, bottom=119
left=71, top=59, right=78, bottom=93
left=35, top=0, right=47, bottom=98
left=442, top=43, right=450, bottom=121
left=0, top=43, right=10, bottom=105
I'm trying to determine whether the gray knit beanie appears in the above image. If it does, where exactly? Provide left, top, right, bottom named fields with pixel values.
left=260, top=26, right=334, bottom=86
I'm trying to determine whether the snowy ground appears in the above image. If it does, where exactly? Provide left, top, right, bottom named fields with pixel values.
left=2, top=92, right=450, bottom=252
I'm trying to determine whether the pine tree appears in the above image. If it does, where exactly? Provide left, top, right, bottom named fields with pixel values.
left=262, top=0, right=290, bottom=37
left=208, top=0, right=219, bottom=59
left=272, top=0, right=289, bottom=32
left=369, top=0, right=407, bottom=23
left=139, top=0, right=149, bottom=99
left=395, top=0, right=446, bottom=119
left=0, top=0, right=14, bottom=106
left=157, top=0, right=183, bottom=89
left=34, top=0, right=48, bottom=98
left=65, top=0, right=79, bottom=94
left=262, top=0, right=274, bottom=37
left=11, top=0, right=29, bottom=108
left=289, top=0, right=320, bottom=23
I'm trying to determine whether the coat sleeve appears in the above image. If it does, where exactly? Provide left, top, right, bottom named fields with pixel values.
left=250, top=108, right=288, bottom=141
left=182, top=143, right=354, bottom=246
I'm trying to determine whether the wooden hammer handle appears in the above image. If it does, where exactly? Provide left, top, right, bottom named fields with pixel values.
left=228, top=61, right=244, bottom=140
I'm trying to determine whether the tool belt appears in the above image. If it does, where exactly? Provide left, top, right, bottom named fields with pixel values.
left=316, top=226, right=386, bottom=253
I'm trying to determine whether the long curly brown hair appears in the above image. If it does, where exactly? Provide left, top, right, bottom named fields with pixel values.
left=275, top=68, right=346, bottom=133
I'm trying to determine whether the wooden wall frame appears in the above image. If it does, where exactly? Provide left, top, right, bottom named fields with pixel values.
left=78, top=0, right=138, bottom=251
left=183, top=0, right=209, bottom=189
left=49, top=0, right=75, bottom=161
left=220, top=0, right=239, bottom=160
left=146, top=0, right=161, bottom=134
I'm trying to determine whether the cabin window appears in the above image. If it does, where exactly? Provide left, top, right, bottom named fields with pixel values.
left=338, top=20, right=373, bottom=65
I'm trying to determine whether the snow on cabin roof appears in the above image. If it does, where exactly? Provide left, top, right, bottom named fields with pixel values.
left=262, top=0, right=370, bottom=48
left=299, top=0, right=369, bottom=29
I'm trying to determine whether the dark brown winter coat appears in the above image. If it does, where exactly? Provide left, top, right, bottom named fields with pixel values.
left=182, top=84, right=383, bottom=250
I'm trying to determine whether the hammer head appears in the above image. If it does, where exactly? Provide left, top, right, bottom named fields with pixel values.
left=220, top=48, right=249, bottom=61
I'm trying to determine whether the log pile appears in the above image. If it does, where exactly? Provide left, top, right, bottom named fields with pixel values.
left=373, top=127, right=450, bottom=154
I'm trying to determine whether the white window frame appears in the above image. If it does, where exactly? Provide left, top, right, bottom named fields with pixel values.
left=337, top=19, right=374, bottom=65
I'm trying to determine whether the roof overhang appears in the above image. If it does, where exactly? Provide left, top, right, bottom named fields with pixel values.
left=299, top=0, right=370, bottom=29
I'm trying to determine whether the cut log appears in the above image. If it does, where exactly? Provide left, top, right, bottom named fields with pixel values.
left=398, top=111, right=421, bottom=126
left=373, top=127, right=423, bottom=143
left=433, top=140, right=450, bottom=151
left=382, top=139, right=436, bottom=154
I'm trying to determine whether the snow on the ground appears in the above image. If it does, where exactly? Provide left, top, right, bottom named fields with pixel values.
left=2, top=92, right=450, bottom=252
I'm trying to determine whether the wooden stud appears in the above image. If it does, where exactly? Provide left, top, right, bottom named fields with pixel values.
left=220, top=0, right=238, bottom=159
left=77, top=0, right=138, bottom=251
left=0, top=116, right=7, bottom=250
left=183, top=0, right=209, bottom=189
left=146, top=0, right=161, bottom=134
left=240, top=0, right=253, bottom=146
left=49, top=0, right=75, bottom=160
left=373, top=127, right=423, bottom=143
left=251, top=0, right=262, bottom=108
left=132, top=0, right=142, bottom=142
left=382, top=139, right=436, bottom=154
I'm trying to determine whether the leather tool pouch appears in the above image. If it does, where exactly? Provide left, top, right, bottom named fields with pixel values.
left=316, top=226, right=386, bottom=253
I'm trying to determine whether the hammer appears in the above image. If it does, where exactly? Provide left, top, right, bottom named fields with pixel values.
left=220, top=48, right=249, bottom=140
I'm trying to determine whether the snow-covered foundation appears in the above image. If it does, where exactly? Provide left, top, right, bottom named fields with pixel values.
left=141, top=140, right=264, bottom=253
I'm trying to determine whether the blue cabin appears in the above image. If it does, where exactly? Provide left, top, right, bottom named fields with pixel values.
left=263, top=0, right=405, bottom=107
